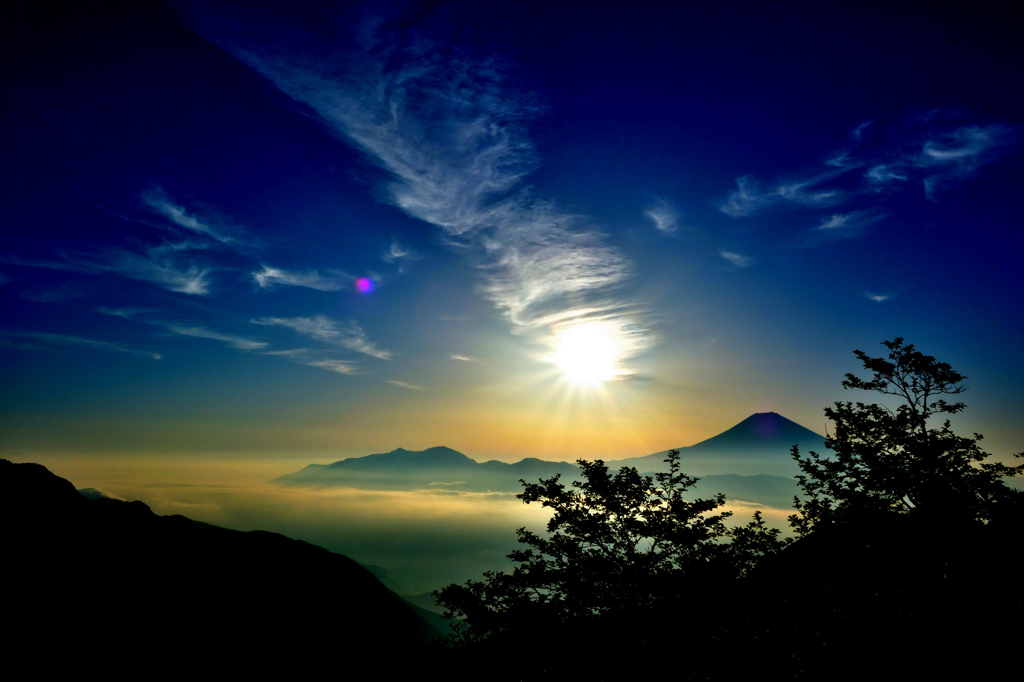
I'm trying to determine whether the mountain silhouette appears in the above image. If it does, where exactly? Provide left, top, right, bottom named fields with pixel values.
left=691, top=411, right=824, bottom=452
left=606, top=412, right=826, bottom=477
left=274, top=414, right=823, bottom=507
left=275, top=446, right=581, bottom=492
left=1, top=458, right=443, bottom=675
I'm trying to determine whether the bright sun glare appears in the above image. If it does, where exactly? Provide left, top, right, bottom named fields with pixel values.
left=552, top=322, right=621, bottom=386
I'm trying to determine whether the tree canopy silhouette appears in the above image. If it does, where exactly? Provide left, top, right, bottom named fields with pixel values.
left=434, top=449, right=784, bottom=643
left=790, top=337, right=1024, bottom=532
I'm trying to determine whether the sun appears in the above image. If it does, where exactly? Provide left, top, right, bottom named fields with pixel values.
left=552, top=322, right=620, bottom=386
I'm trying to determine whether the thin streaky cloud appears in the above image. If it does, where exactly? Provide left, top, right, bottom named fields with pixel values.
left=252, top=264, right=351, bottom=291
left=107, top=249, right=212, bottom=295
left=388, top=380, right=424, bottom=390
left=819, top=214, right=852, bottom=230
left=1, top=249, right=212, bottom=295
left=824, top=151, right=859, bottom=168
left=450, top=354, right=476, bottom=362
left=142, top=187, right=243, bottom=246
left=96, top=307, right=156, bottom=320
left=721, top=114, right=1015, bottom=217
left=920, top=125, right=1011, bottom=166
left=799, top=210, right=884, bottom=247
left=720, top=174, right=846, bottom=217
left=223, top=24, right=651, bottom=376
left=307, top=358, right=361, bottom=375
left=776, top=180, right=844, bottom=206
left=252, top=315, right=392, bottom=360
left=720, top=251, right=752, bottom=268
left=263, top=348, right=361, bottom=375
left=816, top=210, right=883, bottom=233
left=851, top=121, right=873, bottom=141
left=383, top=239, right=417, bottom=263
left=865, top=292, right=891, bottom=302
left=166, top=324, right=267, bottom=350
left=864, top=164, right=909, bottom=187
left=644, top=200, right=679, bottom=234
left=0, top=331, right=161, bottom=359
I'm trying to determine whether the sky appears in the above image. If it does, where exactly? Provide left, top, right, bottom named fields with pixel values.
left=4, top=0, right=1023, bottom=464
left=4, top=0, right=1023, bottom=592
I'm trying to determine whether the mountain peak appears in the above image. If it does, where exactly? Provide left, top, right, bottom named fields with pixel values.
left=690, top=412, right=824, bottom=452
left=604, top=412, right=826, bottom=477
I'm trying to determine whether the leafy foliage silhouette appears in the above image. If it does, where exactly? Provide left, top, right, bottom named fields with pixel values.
left=431, top=339, right=1023, bottom=679
left=790, top=337, right=1024, bottom=533
left=434, top=449, right=785, bottom=643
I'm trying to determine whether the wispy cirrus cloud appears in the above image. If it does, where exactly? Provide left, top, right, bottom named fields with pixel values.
left=818, top=214, right=854, bottom=231
left=450, top=354, right=476, bottom=362
left=850, top=121, right=873, bottom=142
left=388, top=380, right=424, bottom=390
left=644, top=200, right=679, bottom=234
left=142, top=187, right=247, bottom=246
left=252, top=315, right=391, bottom=360
left=97, top=308, right=271, bottom=354
left=801, top=210, right=885, bottom=245
left=720, top=174, right=846, bottom=218
left=720, top=251, right=752, bottom=268
left=96, top=307, right=156, bottom=320
left=1, top=247, right=212, bottom=295
left=166, top=324, right=267, bottom=350
left=106, top=248, right=213, bottom=295
left=252, top=264, right=351, bottom=291
left=263, top=348, right=360, bottom=375
left=864, top=292, right=892, bottom=302
left=720, top=112, right=1015, bottom=216
left=0, top=331, right=161, bottom=359
left=219, top=16, right=650, bottom=376
left=383, top=239, right=417, bottom=264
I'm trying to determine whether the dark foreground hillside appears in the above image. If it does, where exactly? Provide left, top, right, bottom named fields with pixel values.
left=1, top=459, right=441, bottom=676
left=5, top=456, right=1021, bottom=680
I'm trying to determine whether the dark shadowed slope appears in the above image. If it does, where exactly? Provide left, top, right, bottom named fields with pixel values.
left=1, top=458, right=442, bottom=675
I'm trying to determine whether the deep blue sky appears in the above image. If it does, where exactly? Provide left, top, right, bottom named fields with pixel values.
left=3, top=0, right=1023, bottom=462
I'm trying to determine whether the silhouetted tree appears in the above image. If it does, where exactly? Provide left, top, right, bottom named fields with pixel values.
left=790, top=337, right=1024, bottom=533
left=434, top=449, right=784, bottom=644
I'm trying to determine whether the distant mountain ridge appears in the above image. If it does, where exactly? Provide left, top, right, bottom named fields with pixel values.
left=275, top=413, right=826, bottom=507
left=274, top=445, right=581, bottom=492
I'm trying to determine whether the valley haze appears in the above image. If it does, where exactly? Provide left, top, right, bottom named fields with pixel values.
left=12, top=413, right=824, bottom=593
